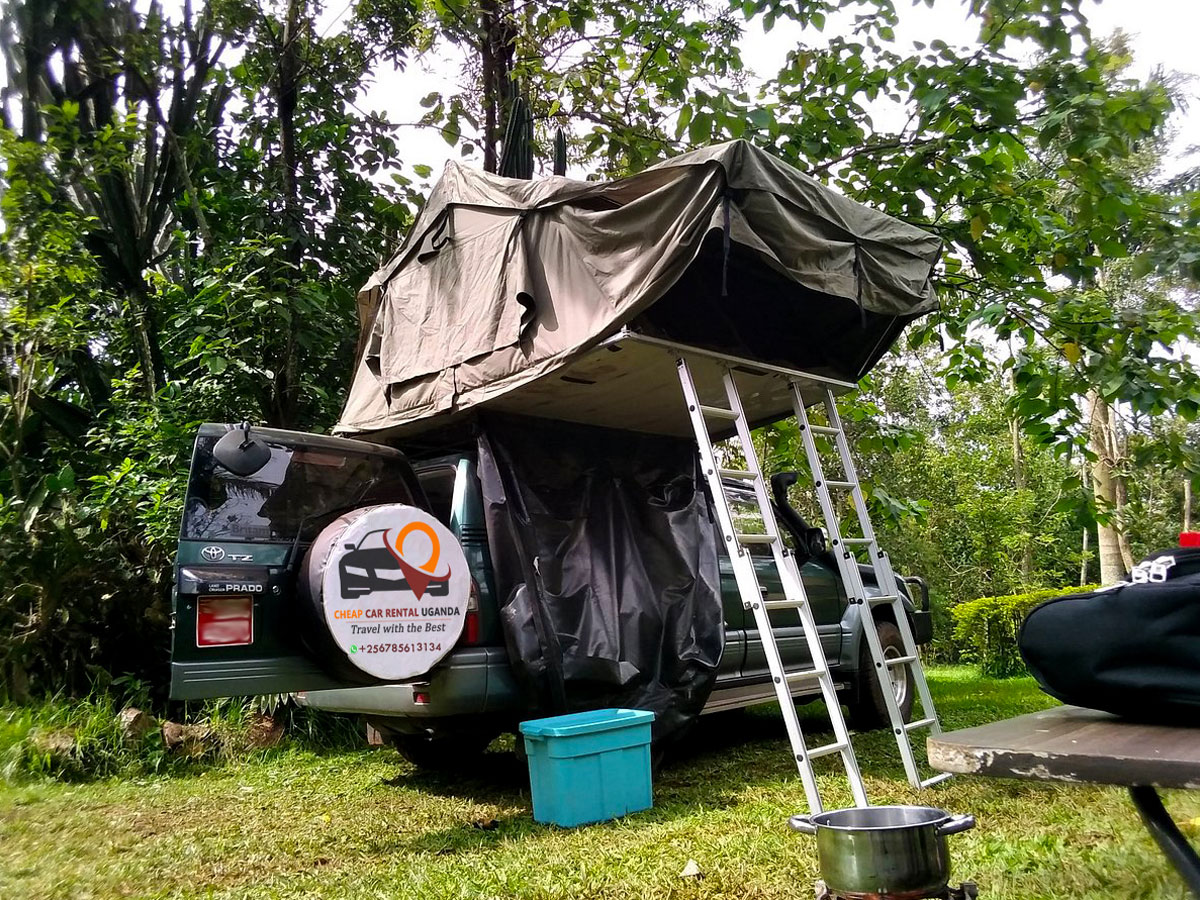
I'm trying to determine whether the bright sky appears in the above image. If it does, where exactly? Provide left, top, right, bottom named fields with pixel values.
left=355, top=0, right=1199, bottom=186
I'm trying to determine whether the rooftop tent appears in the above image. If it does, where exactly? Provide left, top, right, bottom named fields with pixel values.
left=336, top=140, right=941, bottom=438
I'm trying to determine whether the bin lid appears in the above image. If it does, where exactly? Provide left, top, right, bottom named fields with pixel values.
left=519, top=708, right=655, bottom=738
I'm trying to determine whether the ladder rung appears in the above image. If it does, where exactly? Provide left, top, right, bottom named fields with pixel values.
left=719, top=468, right=756, bottom=480
left=807, top=424, right=840, bottom=435
left=699, top=404, right=738, bottom=420
left=763, top=598, right=804, bottom=611
left=905, top=717, right=937, bottom=732
left=885, top=655, right=917, bottom=667
left=840, top=537, right=873, bottom=546
left=921, top=772, right=954, bottom=788
left=807, top=741, right=848, bottom=760
left=783, top=668, right=826, bottom=683
left=736, top=532, right=776, bottom=545
left=823, top=480, right=854, bottom=489
left=867, top=594, right=899, bottom=605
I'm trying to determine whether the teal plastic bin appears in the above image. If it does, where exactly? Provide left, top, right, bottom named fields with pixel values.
left=519, top=708, right=655, bottom=827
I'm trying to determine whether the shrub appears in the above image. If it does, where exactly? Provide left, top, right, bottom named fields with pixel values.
left=926, top=589, right=961, bottom=664
left=0, top=687, right=367, bottom=784
left=951, top=584, right=1100, bottom=677
left=0, top=682, right=166, bottom=782
left=0, top=381, right=192, bottom=702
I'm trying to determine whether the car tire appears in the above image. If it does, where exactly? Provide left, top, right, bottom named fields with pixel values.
left=847, top=619, right=915, bottom=731
left=388, top=729, right=497, bottom=772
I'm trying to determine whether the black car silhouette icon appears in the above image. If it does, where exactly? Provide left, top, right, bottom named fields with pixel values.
left=339, top=528, right=450, bottom=599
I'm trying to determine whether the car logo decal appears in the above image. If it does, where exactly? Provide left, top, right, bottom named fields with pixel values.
left=201, top=545, right=226, bottom=562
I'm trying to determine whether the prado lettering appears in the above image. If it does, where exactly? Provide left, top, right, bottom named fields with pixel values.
left=315, top=504, right=470, bottom=680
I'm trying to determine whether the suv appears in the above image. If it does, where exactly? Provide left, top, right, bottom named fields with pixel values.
left=172, top=425, right=931, bottom=771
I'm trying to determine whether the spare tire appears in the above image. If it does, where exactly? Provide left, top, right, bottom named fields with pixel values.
left=299, top=504, right=472, bottom=683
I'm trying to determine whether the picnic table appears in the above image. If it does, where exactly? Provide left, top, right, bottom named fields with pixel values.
left=927, top=704, right=1200, bottom=896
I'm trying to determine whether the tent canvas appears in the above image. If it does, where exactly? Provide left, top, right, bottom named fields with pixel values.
left=336, top=140, right=941, bottom=438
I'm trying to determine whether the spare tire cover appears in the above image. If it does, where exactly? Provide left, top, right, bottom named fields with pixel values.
left=302, top=504, right=471, bottom=680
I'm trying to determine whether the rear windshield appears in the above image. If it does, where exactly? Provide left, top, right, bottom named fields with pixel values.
left=182, top=435, right=417, bottom=544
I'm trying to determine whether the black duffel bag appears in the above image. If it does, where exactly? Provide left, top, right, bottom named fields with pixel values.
left=1018, top=546, right=1200, bottom=723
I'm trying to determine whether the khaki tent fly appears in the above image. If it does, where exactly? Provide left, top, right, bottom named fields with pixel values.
left=336, top=140, right=941, bottom=440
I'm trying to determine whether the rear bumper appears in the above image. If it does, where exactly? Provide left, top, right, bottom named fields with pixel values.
left=296, top=646, right=519, bottom=718
left=171, top=656, right=347, bottom=700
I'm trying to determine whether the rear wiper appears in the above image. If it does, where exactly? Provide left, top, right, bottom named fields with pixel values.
left=282, top=477, right=380, bottom=572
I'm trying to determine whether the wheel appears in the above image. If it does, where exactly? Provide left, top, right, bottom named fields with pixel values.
left=382, top=727, right=497, bottom=772
left=847, top=620, right=915, bottom=730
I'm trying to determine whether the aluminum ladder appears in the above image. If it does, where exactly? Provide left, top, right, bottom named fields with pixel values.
left=677, top=356, right=869, bottom=813
left=791, top=382, right=950, bottom=790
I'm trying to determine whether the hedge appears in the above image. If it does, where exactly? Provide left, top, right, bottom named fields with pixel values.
left=951, top=584, right=1100, bottom=678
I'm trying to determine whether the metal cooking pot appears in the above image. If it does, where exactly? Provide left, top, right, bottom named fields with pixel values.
left=789, top=805, right=975, bottom=897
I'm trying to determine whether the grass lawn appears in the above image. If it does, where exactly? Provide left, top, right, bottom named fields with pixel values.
left=1, top=666, right=1197, bottom=899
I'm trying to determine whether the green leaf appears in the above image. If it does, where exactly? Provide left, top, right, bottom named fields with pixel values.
left=919, top=88, right=948, bottom=110
left=1131, top=254, right=1155, bottom=277
left=748, top=107, right=772, bottom=130
left=676, top=104, right=693, bottom=140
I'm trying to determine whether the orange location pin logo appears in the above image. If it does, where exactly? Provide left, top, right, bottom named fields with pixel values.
left=396, top=522, right=441, bottom=573
left=384, top=521, right=452, bottom=599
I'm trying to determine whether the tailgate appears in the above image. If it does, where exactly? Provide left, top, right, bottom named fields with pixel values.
left=169, top=424, right=427, bottom=699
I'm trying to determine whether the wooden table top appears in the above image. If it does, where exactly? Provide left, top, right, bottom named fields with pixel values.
left=927, top=705, right=1200, bottom=790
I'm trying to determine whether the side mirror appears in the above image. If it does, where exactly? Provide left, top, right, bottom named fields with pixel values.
left=213, top=422, right=272, bottom=477
left=344, top=543, right=356, bottom=551
left=805, top=527, right=827, bottom=556
left=770, top=471, right=799, bottom=508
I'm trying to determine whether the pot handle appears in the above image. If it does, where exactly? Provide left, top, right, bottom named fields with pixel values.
left=788, top=815, right=817, bottom=835
left=936, top=814, right=976, bottom=836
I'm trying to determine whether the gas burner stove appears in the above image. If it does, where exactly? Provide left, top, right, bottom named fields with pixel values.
left=815, top=882, right=978, bottom=900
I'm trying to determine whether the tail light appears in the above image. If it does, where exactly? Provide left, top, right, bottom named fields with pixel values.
left=459, top=578, right=481, bottom=646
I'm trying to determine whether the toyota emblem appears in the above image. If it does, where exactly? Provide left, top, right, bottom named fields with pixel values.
left=201, top=545, right=226, bottom=562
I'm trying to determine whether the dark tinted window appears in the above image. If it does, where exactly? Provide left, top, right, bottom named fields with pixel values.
left=416, top=466, right=457, bottom=527
left=182, top=436, right=416, bottom=543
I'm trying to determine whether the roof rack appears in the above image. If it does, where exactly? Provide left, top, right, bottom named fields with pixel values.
left=480, top=329, right=859, bottom=438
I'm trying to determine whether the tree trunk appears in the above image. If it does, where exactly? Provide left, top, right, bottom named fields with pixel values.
left=1080, top=525, right=1090, bottom=586
left=1184, top=478, right=1193, bottom=533
left=479, top=0, right=516, bottom=173
left=272, top=0, right=303, bottom=428
left=153, top=100, right=214, bottom=250
left=123, top=283, right=163, bottom=398
left=1009, top=371, right=1033, bottom=582
left=1108, top=405, right=1135, bottom=571
left=481, top=0, right=497, bottom=173
left=1087, top=389, right=1127, bottom=583
left=1079, top=462, right=1091, bottom=585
